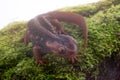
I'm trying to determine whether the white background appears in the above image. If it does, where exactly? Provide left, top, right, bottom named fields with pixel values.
left=0, top=0, right=100, bottom=29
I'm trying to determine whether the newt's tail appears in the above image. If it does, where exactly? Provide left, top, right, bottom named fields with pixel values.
left=48, top=11, right=88, bottom=54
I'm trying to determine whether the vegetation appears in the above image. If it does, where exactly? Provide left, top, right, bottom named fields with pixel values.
left=0, top=0, right=120, bottom=79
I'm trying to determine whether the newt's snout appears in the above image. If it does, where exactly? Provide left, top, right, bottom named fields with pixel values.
left=46, top=35, right=78, bottom=63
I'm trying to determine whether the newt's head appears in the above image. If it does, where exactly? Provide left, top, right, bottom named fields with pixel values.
left=46, top=35, right=78, bottom=63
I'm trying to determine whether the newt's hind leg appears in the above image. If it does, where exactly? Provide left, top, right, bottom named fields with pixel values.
left=42, top=16, right=66, bottom=34
left=42, top=16, right=56, bottom=34
left=20, top=29, right=30, bottom=45
left=51, top=19, right=66, bottom=34
left=33, top=46, right=47, bottom=65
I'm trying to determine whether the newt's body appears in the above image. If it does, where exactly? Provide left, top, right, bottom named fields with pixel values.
left=22, top=11, right=88, bottom=64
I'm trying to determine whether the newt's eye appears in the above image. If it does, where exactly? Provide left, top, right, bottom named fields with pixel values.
left=58, top=47, right=66, bottom=54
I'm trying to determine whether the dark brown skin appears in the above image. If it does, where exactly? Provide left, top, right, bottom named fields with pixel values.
left=21, top=11, right=88, bottom=64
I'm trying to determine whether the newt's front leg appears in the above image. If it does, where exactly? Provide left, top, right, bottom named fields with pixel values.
left=33, top=46, right=47, bottom=65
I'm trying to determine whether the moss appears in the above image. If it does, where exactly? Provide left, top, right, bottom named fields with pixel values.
left=0, top=0, right=120, bottom=79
